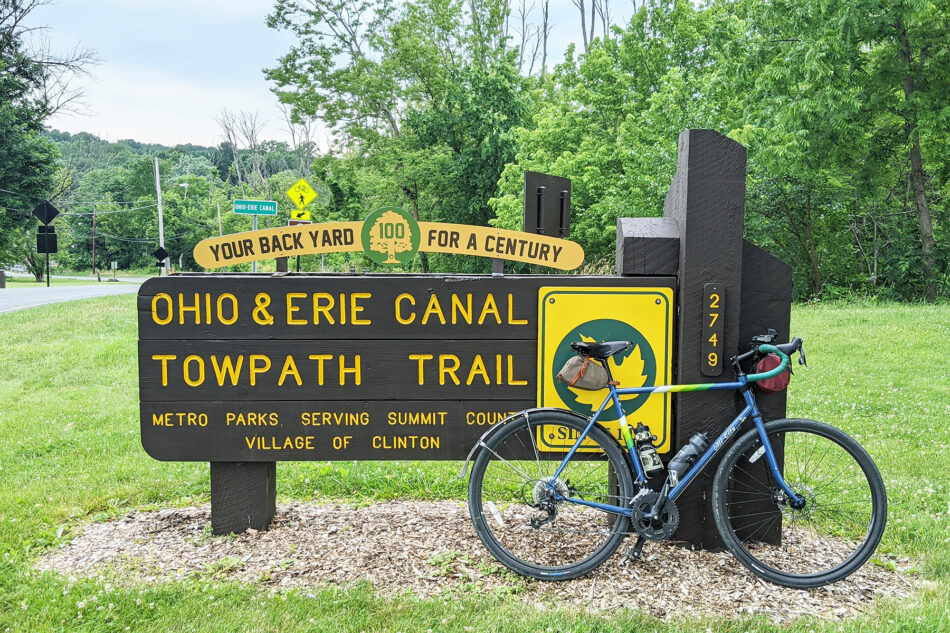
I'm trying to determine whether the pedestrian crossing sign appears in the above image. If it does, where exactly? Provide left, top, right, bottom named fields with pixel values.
left=286, top=178, right=317, bottom=210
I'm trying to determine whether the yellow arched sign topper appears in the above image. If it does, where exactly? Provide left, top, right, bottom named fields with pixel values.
left=193, top=216, right=585, bottom=271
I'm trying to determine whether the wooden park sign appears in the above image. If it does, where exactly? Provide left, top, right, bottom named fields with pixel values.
left=138, top=130, right=794, bottom=545
left=193, top=207, right=585, bottom=271
left=139, top=276, right=675, bottom=462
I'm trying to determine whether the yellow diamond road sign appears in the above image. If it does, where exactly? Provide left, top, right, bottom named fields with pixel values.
left=286, top=178, right=317, bottom=209
left=290, top=208, right=312, bottom=221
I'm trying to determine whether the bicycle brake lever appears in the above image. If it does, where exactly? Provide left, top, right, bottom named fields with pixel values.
left=798, top=344, right=808, bottom=368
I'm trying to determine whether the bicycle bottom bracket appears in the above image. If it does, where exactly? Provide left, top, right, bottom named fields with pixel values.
left=629, top=491, right=679, bottom=540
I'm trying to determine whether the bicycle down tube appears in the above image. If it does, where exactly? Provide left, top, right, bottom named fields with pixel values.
left=546, top=377, right=800, bottom=516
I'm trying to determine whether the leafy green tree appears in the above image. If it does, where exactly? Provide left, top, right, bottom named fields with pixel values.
left=266, top=0, right=527, bottom=272
left=0, top=0, right=93, bottom=274
left=491, top=0, right=718, bottom=262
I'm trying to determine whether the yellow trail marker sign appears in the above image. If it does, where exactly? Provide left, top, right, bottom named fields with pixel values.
left=286, top=178, right=317, bottom=209
left=536, top=286, right=674, bottom=453
left=290, top=208, right=312, bottom=221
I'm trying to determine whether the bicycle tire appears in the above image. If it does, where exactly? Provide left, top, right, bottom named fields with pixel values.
left=711, top=418, right=886, bottom=588
left=468, top=409, right=634, bottom=580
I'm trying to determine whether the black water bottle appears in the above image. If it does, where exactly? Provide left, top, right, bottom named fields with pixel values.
left=667, top=432, right=709, bottom=485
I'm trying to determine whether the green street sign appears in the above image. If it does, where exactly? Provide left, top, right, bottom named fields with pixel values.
left=233, top=200, right=278, bottom=216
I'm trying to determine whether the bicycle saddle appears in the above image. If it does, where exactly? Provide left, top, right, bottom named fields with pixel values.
left=570, top=340, right=632, bottom=360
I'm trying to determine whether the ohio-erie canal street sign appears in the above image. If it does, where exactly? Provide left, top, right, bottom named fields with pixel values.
left=138, top=275, right=674, bottom=462
left=192, top=209, right=584, bottom=271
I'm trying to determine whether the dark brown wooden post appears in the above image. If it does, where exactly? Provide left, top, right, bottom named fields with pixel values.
left=664, top=130, right=747, bottom=547
left=210, top=462, right=276, bottom=535
left=617, top=129, right=791, bottom=549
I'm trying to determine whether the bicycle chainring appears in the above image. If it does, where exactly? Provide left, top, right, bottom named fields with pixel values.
left=629, top=491, right=680, bottom=541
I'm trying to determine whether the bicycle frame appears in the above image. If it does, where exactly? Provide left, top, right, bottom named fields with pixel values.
left=546, top=376, right=800, bottom=518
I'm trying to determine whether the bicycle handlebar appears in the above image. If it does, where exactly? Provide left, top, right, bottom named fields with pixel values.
left=744, top=343, right=790, bottom=382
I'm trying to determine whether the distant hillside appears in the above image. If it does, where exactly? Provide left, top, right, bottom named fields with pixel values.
left=45, top=130, right=223, bottom=178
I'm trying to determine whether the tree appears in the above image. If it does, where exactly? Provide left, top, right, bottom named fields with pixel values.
left=0, top=0, right=93, bottom=269
left=716, top=0, right=948, bottom=300
left=267, top=0, right=527, bottom=273
left=491, top=0, right=718, bottom=262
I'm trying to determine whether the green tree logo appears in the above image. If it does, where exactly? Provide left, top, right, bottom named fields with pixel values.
left=361, top=207, right=420, bottom=266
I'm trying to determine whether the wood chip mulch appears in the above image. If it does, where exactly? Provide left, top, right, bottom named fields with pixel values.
left=37, top=501, right=915, bottom=623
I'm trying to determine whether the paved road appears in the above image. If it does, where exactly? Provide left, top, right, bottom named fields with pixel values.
left=0, top=279, right=144, bottom=314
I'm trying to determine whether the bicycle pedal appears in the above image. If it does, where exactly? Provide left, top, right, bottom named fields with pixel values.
left=625, top=536, right=646, bottom=560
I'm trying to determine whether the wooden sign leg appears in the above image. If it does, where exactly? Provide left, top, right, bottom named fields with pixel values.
left=210, top=462, right=276, bottom=535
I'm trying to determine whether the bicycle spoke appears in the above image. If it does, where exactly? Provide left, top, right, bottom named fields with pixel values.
left=714, top=420, right=885, bottom=588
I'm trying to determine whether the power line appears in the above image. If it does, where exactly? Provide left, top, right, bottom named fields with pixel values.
left=61, top=203, right=159, bottom=216
left=55, top=199, right=157, bottom=205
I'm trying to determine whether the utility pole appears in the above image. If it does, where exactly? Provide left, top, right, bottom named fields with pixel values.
left=252, top=214, right=258, bottom=273
left=154, top=158, right=169, bottom=274
left=92, top=208, right=97, bottom=274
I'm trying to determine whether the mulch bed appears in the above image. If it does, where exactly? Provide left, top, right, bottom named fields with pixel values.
left=38, top=500, right=914, bottom=623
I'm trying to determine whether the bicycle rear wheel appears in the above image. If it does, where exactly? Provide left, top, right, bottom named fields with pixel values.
left=467, top=410, right=633, bottom=580
left=711, top=418, right=886, bottom=588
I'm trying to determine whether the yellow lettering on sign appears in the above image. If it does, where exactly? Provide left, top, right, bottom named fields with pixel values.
left=395, top=293, right=416, bottom=324
left=422, top=294, right=446, bottom=325
left=249, top=354, right=271, bottom=386
left=286, top=292, right=308, bottom=325
left=313, top=293, right=335, bottom=324
left=339, top=355, right=361, bottom=386
left=477, top=294, right=502, bottom=325
left=351, top=293, right=372, bottom=325
left=226, top=412, right=279, bottom=426
left=178, top=292, right=200, bottom=325
left=308, top=354, right=333, bottom=385
left=301, top=411, right=369, bottom=426
left=218, top=293, right=239, bottom=324
left=244, top=435, right=315, bottom=450
left=409, top=354, right=433, bottom=384
left=151, top=293, right=173, bottom=325
left=253, top=293, right=274, bottom=325
left=451, top=294, right=472, bottom=325
left=183, top=355, right=205, bottom=387
left=386, top=411, right=448, bottom=425
left=278, top=355, right=303, bottom=386
left=507, top=293, right=528, bottom=325
left=211, top=355, right=243, bottom=386
left=151, top=354, right=177, bottom=386
left=371, top=435, right=441, bottom=450
left=465, top=355, right=490, bottom=385
left=439, top=354, right=461, bottom=385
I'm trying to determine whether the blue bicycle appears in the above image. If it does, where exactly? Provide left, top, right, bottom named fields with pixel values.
left=463, top=332, right=886, bottom=588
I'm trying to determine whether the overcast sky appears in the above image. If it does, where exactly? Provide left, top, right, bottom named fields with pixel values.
left=29, top=1, right=634, bottom=148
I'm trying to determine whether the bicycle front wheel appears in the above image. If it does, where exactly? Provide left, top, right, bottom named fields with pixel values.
left=468, top=410, right=633, bottom=580
left=711, top=418, right=886, bottom=588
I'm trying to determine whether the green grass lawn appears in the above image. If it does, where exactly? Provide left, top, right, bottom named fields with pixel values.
left=0, top=296, right=947, bottom=632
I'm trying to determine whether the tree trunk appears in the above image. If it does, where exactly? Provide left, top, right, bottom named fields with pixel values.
left=409, top=198, right=430, bottom=273
left=907, top=139, right=937, bottom=302
left=896, top=17, right=937, bottom=302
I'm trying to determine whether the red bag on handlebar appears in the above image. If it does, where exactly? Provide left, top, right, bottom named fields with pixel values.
left=754, top=353, right=791, bottom=393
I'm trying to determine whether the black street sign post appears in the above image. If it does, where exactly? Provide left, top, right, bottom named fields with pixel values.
left=33, top=200, right=59, bottom=225
left=33, top=200, right=59, bottom=287
left=37, top=225, right=57, bottom=253
left=154, top=246, right=169, bottom=270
